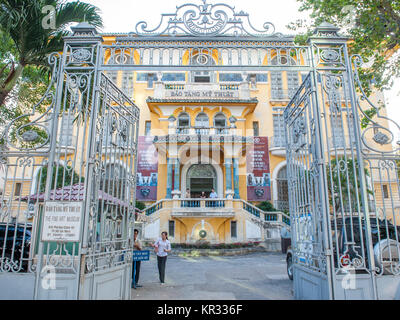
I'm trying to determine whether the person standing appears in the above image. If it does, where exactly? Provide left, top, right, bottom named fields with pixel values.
left=209, top=189, right=218, bottom=198
left=209, top=189, right=218, bottom=207
left=132, top=229, right=142, bottom=288
left=153, top=232, right=171, bottom=284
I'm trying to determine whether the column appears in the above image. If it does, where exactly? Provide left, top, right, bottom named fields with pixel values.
left=233, top=158, right=240, bottom=199
left=172, top=158, right=181, bottom=199
left=166, top=158, right=173, bottom=199
left=225, top=158, right=233, bottom=198
left=174, top=158, right=180, bottom=191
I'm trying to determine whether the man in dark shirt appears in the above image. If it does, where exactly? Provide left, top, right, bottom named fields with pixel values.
left=133, top=229, right=142, bottom=288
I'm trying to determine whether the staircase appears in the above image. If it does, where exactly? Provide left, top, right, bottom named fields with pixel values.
left=140, top=198, right=291, bottom=249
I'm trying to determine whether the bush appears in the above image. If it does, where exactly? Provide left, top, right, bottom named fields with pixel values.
left=256, top=201, right=277, bottom=212
left=135, top=201, right=146, bottom=211
left=172, top=241, right=261, bottom=250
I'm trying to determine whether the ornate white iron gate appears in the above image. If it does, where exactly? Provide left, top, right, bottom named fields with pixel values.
left=0, top=24, right=139, bottom=300
left=285, top=24, right=400, bottom=300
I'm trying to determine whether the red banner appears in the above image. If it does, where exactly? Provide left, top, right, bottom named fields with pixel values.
left=246, top=137, right=271, bottom=201
left=136, top=136, right=158, bottom=201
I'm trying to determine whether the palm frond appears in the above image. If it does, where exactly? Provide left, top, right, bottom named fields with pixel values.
left=56, top=1, right=103, bottom=30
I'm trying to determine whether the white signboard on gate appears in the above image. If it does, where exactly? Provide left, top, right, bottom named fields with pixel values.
left=42, top=201, right=83, bottom=242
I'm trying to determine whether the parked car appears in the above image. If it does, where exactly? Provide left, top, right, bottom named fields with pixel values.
left=0, top=223, right=32, bottom=271
left=286, top=217, right=400, bottom=280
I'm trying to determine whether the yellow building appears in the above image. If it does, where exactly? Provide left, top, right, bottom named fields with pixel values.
left=1, top=1, right=399, bottom=248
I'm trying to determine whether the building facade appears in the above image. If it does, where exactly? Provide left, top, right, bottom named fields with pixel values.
left=1, top=1, right=399, bottom=247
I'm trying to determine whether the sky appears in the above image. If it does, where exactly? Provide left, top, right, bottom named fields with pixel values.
left=76, top=0, right=399, bottom=139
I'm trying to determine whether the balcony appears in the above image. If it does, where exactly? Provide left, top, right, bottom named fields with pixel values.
left=154, top=127, right=254, bottom=144
left=269, top=136, right=287, bottom=157
left=154, top=82, right=251, bottom=101
left=174, top=199, right=234, bottom=218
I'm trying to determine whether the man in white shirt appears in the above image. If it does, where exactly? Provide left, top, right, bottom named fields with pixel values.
left=153, top=232, right=171, bottom=284
left=209, top=189, right=218, bottom=199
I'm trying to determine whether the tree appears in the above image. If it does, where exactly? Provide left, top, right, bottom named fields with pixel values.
left=0, top=0, right=103, bottom=107
left=326, top=157, right=373, bottom=213
left=38, top=165, right=81, bottom=193
left=289, top=0, right=400, bottom=94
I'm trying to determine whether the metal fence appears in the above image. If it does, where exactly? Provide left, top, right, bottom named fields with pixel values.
left=0, top=24, right=140, bottom=300
left=284, top=24, right=400, bottom=300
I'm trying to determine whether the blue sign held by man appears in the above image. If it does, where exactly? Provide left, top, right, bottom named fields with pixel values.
left=132, top=250, right=150, bottom=289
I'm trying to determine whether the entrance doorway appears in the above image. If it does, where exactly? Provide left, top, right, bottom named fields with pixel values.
left=186, top=164, right=217, bottom=198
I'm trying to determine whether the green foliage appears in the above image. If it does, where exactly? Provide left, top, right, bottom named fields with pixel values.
left=289, top=0, right=400, bottom=94
left=135, top=201, right=146, bottom=211
left=171, top=242, right=262, bottom=250
left=38, top=165, right=81, bottom=193
left=256, top=201, right=277, bottom=212
left=0, top=0, right=103, bottom=109
left=326, top=157, right=373, bottom=213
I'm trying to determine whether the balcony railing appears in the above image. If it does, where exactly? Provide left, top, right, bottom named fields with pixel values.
left=164, top=83, right=240, bottom=92
left=175, top=127, right=234, bottom=136
left=165, top=84, right=185, bottom=90
left=145, top=200, right=164, bottom=216
left=156, top=82, right=247, bottom=100
left=181, top=199, right=226, bottom=208
left=220, top=84, right=239, bottom=91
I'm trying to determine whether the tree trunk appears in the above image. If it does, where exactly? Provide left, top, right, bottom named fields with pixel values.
left=0, top=63, right=25, bottom=106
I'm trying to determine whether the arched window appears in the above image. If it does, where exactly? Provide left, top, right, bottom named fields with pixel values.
left=190, top=52, right=216, bottom=83
left=177, top=113, right=190, bottom=134
left=195, top=113, right=209, bottom=134
left=214, top=113, right=228, bottom=134
left=186, top=164, right=217, bottom=198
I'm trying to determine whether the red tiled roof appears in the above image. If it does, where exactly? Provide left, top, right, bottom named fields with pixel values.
left=21, top=183, right=129, bottom=207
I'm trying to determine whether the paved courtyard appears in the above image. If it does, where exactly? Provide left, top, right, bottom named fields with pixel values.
left=131, top=252, right=294, bottom=300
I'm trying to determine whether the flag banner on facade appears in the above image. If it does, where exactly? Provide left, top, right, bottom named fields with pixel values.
left=136, top=136, right=159, bottom=201
left=246, top=137, right=271, bottom=201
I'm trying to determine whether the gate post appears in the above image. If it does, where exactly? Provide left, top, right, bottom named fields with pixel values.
left=306, top=23, right=346, bottom=300
left=62, top=23, right=104, bottom=300
left=304, top=22, right=378, bottom=299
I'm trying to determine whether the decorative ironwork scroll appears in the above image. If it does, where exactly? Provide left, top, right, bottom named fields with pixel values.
left=133, top=0, right=281, bottom=37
